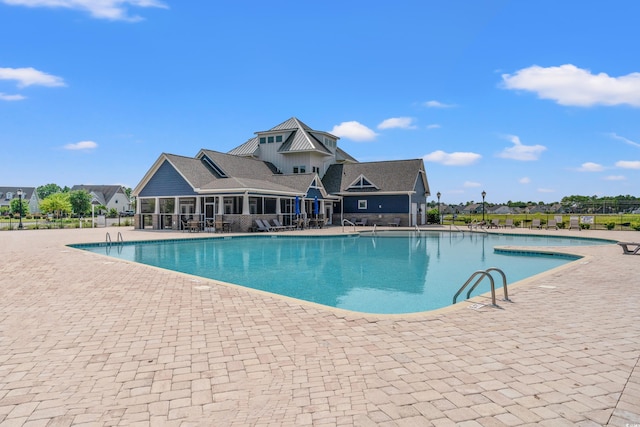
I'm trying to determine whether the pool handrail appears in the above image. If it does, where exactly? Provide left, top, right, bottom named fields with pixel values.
left=453, top=267, right=510, bottom=307
left=342, top=219, right=356, bottom=233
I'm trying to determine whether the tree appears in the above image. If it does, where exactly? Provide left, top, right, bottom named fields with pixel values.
left=68, top=190, right=92, bottom=216
left=40, top=193, right=72, bottom=218
left=10, top=198, right=29, bottom=217
left=37, top=183, right=62, bottom=200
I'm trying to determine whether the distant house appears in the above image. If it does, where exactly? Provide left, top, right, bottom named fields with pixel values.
left=0, top=187, right=40, bottom=214
left=133, top=117, right=430, bottom=231
left=71, top=185, right=131, bottom=214
left=490, top=205, right=514, bottom=215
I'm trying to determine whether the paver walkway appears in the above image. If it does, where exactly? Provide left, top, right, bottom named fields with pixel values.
left=0, top=227, right=639, bottom=426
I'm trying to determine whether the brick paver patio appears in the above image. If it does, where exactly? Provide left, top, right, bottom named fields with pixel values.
left=1, top=226, right=639, bottom=426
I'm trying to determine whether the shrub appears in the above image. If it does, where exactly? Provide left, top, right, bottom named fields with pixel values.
left=632, top=222, right=640, bottom=231
left=605, top=222, right=616, bottom=230
left=580, top=223, right=590, bottom=230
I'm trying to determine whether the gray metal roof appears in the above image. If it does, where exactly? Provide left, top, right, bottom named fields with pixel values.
left=227, top=137, right=259, bottom=157
left=0, top=187, right=37, bottom=205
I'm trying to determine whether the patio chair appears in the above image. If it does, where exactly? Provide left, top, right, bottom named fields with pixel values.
left=530, top=219, right=541, bottom=229
left=569, top=217, right=581, bottom=230
left=617, top=242, right=640, bottom=255
left=255, top=219, right=272, bottom=232
left=355, top=218, right=368, bottom=226
left=269, top=219, right=287, bottom=231
left=272, top=218, right=293, bottom=230
left=546, top=219, right=558, bottom=230
left=504, top=218, right=514, bottom=228
left=388, top=217, right=401, bottom=227
left=488, top=219, right=500, bottom=228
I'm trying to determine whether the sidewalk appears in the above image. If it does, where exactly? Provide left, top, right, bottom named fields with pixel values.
left=1, top=227, right=639, bottom=426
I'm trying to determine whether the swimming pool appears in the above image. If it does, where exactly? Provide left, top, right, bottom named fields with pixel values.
left=74, top=232, right=611, bottom=314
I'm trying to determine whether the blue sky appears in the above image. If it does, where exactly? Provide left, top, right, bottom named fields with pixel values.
left=2, top=1, right=640, bottom=204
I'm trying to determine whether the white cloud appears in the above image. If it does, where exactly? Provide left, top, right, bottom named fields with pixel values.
left=616, top=160, right=640, bottom=169
left=519, top=177, right=531, bottom=184
left=497, top=135, right=546, bottom=161
left=604, top=175, right=626, bottom=181
left=502, top=64, right=640, bottom=107
left=1, top=0, right=168, bottom=21
left=427, top=124, right=441, bottom=129
left=609, top=132, right=640, bottom=148
left=423, top=150, right=482, bottom=166
left=0, top=67, right=65, bottom=88
left=537, top=188, right=555, bottom=193
left=377, top=117, right=416, bottom=130
left=64, top=140, right=98, bottom=151
left=330, top=121, right=378, bottom=142
left=463, top=181, right=481, bottom=188
left=0, top=92, right=26, bottom=101
left=424, top=100, right=455, bottom=108
left=577, top=162, right=605, bottom=172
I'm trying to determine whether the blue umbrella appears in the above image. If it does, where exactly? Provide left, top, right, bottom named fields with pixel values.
left=294, top=196, right=300, bottom=216
left=313, top=196, right=319, bottom=215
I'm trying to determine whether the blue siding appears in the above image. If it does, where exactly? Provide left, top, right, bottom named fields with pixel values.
left=306, top=188, right=323, bottom=199
left=139, top=160, right=197, bottom=197
left=411, top=172, right=427, bottom=205
left=343, top=194, right=408, bottom=214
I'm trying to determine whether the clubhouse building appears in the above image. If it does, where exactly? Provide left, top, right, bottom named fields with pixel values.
left=133, top=117, right=430, bottom=232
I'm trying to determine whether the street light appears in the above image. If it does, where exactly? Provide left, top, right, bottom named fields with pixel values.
left=436, top=191, right=441, bottom=224
left=481, top=190, right=486, bottom=222
left=16, top=189, right=24, bottom=230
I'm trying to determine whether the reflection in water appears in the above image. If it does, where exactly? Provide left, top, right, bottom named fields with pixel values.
left=85, top=233, right=585, bottom=314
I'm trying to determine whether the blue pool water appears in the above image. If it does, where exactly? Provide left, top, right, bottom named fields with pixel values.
left=74, top=232, right=611, bottom=314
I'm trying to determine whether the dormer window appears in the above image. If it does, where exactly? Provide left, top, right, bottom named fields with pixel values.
left=201, top=155, right=228, bottom=178
left=348, top=175, right=377, bottom=190
left=5, top=192, right=12, bottom=200
left=275, top=135, right=283, bottom=142
left=259, top=137, right=266, bottom=144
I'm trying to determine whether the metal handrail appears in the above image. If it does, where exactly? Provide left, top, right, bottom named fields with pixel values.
left=414, top=224, right=420, bottom=234
left=105, top=232, right=112, bottom=245
left=453, top=270, right=496, bottom=306
left=342, top=219, right=356, bottom=232
left=467, top=267, right=510, bottom=302
left=372, top=223, right=376, bottom=234
left=453, top=267, right=510, bottom=307
left=117, top=232, right=124, bottom=243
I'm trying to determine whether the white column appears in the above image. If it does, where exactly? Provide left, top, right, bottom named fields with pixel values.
left=276, top=197, right=281, bottom=215
left=217, top=196, right=224, bottom=215
left=242, top=192, right=250, bottom=215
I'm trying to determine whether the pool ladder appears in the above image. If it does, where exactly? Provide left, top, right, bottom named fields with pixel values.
left=105, top=232, right=124, bottom=246
left=453, top=267, right=511, bottom=307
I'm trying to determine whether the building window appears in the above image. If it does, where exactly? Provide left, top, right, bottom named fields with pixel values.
left=358, top=200, right=367, bottom=210
left=275, top=135, right=283, bottom=142
left=312, top=166, right=320, bottom=174
left=293, top=166, right=306, bottom=174
left=268, top=136, right=274, bottom=143
left=348, top=175, right=377, bottom=190
left=259, top=137, right=266, bottom=144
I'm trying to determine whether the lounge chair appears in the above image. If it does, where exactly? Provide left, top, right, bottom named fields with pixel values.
left=272, top=218, right=294, bottom=230
left=617, top=242, right=640, bottom=255
left=355, top=218, right=368, bottom=226
left=504, top=218, right=514, bottom=228
left=569, top=217, right=581, bottom=230
left=388, top=217, right=401, bottom=227
left=546, top=219, right=558, bottom=230
left=530, top=219, right=541, bottom=229
left=488, top=219, right=500, bottom=228
left=255, top=219, right=272, bottom=232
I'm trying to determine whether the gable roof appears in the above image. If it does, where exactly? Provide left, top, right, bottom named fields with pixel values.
left=228, top=117, right=348, bottom=158
left=71, top=185, right=126, bottom=205
left=0, top=187, right=37, bottom=205
left=322, top=159, right=429, bottom=195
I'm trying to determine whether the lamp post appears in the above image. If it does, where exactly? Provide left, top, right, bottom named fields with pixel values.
left=481, top=190, right=486, bottom=222
left=17, top=189, right=24, bottom=230
left=436, top=191, right=441, bottom=224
